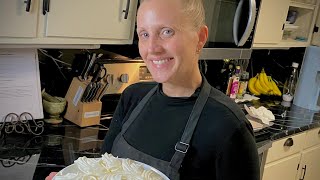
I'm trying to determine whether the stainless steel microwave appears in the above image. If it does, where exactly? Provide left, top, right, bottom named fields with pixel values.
left=201, top=0, right=260, bottom=60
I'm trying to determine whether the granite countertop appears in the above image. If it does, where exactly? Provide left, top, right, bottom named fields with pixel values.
left=245, top=100, right=320, bottom=141
left=0, top=123, right=107, bottom=179
left=0, top=100, right=319, bottom=179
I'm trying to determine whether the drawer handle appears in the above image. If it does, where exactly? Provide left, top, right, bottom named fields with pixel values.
left=284, top=138, right=294, bottom=147
left=318, top=129, right=320, bottom=136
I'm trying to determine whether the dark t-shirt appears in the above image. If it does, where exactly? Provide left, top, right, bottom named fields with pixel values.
left=102, top=81, right=260, bottom=180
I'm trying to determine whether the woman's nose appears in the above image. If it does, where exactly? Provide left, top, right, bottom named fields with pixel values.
left=147, top=37, right=164, bottom=54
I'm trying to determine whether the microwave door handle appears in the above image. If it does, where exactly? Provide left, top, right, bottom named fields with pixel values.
left=233, top=0, right=244, bottom=45
left=238, top=0, right=257, bottom=46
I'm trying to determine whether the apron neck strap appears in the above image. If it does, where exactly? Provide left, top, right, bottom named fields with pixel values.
left=170, top=77, right=211, bottom=170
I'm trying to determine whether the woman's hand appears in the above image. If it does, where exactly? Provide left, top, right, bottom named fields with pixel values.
left=45, top=172, right=58, bottom=180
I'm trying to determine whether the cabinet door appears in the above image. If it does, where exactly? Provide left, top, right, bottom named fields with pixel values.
left=0, top=0, right=39, bottom=38
left=253, top=0, right=290, bottom=44
left=262, top=153, right=300, bottom=180
left=44, top=0, right=137, bottom=40
left=311, top=6, right=320, bottom=46
left=298, top=145, right=320, bottom=180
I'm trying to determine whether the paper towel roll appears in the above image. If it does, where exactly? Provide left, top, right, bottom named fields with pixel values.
left=293, top=46, right=320, bottom=111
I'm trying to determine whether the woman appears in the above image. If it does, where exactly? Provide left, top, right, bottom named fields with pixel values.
left=101, top=0, right=260, bottom=179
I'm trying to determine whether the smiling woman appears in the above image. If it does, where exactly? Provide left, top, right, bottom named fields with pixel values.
left=100, top=0, right=260, bottom=179
left=136, top=0, right=208, bottom=97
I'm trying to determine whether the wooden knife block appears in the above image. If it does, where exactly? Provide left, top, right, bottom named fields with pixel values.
left=64, top=77, right=102, bottom=127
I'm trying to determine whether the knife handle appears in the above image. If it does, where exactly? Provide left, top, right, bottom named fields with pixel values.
left=81, top=83, right=93, bottom=102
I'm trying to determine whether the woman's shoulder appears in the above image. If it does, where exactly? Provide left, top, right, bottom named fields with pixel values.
left=206, top=87, right=251, bottom=130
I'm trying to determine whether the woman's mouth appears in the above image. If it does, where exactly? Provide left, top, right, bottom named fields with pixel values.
left=151, top=58, right=173, bottom=65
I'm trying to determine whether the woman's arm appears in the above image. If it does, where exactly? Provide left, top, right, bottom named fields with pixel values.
left=215, top=123, right=260, bottom=180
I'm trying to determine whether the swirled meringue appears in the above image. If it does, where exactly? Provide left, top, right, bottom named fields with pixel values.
left=53, top=153, right=165, bottom=180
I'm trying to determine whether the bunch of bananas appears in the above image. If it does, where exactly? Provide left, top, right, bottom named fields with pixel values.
left=248, top=68, right=282, bottom=96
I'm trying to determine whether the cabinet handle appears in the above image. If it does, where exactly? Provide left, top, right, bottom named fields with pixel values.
left=283, top=138, right=294, bottom=147
left=299, top=165, right=307, bottom=180
left=42, top=0, right=50, bottom=15
left=314, top=25, right=319, bottom=33
left=122, top=0, right=131, bottom=19
left=24, top=0, right=32, bottom=12
left=318, top=129, right=320, bottom=136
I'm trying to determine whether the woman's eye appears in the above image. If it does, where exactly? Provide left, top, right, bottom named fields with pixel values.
left=162, top=29, right=174, bottom=36
left=139, top=32, right=149, bottom=39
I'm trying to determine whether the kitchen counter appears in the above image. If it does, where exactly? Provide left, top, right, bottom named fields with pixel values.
left=245, top=100, right=320, bottom=141
left=0, top=100, right=319, bottom=179
left=0, top=123, right=107, bottom=179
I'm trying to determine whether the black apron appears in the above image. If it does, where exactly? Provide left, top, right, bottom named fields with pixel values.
left=111, top=79, right=211, bottom=180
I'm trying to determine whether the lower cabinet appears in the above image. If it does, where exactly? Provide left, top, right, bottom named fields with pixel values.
left=262, top=153, right=301, bottom=180
left=262, top=127, right=320, bottom=180
left=298, top=143, right=320, bottom=180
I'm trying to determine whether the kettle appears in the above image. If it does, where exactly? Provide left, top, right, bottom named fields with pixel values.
left=293, top=46, right=320, bottom=111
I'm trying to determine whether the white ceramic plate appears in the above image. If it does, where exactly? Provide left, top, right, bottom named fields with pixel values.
left=53, top=158, right=170, bottom=180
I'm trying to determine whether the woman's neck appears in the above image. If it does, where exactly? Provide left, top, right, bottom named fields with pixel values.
left=162, top=70, right=202, bottom=97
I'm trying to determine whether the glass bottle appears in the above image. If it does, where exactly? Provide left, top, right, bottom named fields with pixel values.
left=229, top=66, right=241, bottom=99
left=282, top=62, right=299, bottom=102
left=237, top=71, right=249, bottom=99
left=224, top=63, right=235, bottom=95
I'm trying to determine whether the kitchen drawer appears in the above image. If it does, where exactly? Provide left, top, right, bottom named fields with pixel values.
left=304, top=127, right=320, bottom=149
left=266, top=132, right=306, bottom=163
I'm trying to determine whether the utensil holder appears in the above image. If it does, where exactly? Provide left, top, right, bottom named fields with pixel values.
left=64, top=77, right=102, bottom=127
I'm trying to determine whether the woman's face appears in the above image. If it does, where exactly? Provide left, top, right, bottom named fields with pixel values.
left=137, top=0, right=202, bottom=84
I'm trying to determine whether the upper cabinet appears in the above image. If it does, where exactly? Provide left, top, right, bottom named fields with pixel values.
left=253, top=0, right=290, bottom=44
left=311, top=6, right=320, bottom=46
left=45, top=0, right=134, bottom=40
left=252, top=0, right=320, bottom=48
left=0, top=0, right=138, bottom=48
left=0, top=0, right=39, bottom=38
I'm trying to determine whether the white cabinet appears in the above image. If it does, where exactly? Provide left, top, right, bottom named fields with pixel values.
left=252, top=0, right=320, bottom=48
left=262, top=133, right=306, bottom=180
left=263, top=153, right=301, bottom=180
left=311, top=7, right=320, bottom=46
left=45, top=0, right=135, bottom=40
left=0, top=0, right=138, bottom=48
left=262, top=127, right=320, bottom=180
left=0, top=0, right=39, bottom=38
left=296, top=127, right=320, bottom=180
left=298, top=145, right=320, bottom=180
left=253, top=0, right=290, bottom=44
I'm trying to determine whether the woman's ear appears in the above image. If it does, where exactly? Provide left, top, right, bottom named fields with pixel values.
left=197, top=25, right=208, bottom=50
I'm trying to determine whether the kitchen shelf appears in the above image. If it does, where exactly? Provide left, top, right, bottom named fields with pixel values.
left=284, top=23, right=300, bottom=30
left=252, top=40, right=308, bottom=49
left=290, top=2, right=316, bottom=9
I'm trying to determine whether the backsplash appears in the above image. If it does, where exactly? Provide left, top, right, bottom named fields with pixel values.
left=38, top=47, right=306, bottom=97
left=203, top=47, right=306, bottom=91
left=249, top=48, right=305, bottom=84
